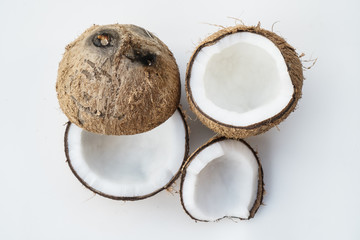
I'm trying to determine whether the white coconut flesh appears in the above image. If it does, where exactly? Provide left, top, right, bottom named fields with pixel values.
left=182, top=139, right=259, bottom=221
left=66, top=110, right=187, bottom=198
left=190, top=32, right=294, bottom=126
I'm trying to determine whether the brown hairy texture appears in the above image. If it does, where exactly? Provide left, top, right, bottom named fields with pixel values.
left=185, top=24, right=303, bottom=138
left=180, top=136, right=264, bottom=222
left=64, top=107, right=189, bottom=201
left=57, top=24, right=180, bottom=135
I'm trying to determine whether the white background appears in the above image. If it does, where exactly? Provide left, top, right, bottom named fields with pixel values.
left=1, top=0, right=359, bottom=239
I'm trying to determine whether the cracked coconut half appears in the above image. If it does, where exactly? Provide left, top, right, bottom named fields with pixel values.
left=180, top=137, right=264, bottom=221
left=186, top=24, right=303, bottom=138
left=57, top=24, right=180, bottom=135
left=65, top=109, right=189, bottom=200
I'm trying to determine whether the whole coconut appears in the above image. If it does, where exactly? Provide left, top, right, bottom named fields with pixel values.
left=56, top=24, right=180, bottom=135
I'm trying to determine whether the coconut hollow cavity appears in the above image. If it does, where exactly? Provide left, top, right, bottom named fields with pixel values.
left=186, top=24, right=303, bottom=138
left=180, top=137, right=264, bottom=222
left=65, top=109, right=189, bottom=200
left=57, top=24, right=180, bottom=135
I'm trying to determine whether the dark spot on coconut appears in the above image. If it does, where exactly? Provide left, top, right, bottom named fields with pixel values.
left=125, top=48, right=157, bottom=66
left=92, top=33, right=113, bottom=47
left=87, top=29, right=119, bottom=51
left=135, top=51, right=156, bottom=66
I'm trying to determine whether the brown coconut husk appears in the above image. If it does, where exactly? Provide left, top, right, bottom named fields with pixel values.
left=57, top=24, right=180, bottom=135
left=64, top=107, right=189, bottom=201
left=185, top=23, right=303, bottom=138
left=180, top=136, right=264, bottom=221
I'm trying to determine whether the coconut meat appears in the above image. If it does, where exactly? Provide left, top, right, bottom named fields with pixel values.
left=182, top=139, right=259, bottom=221
left=66, top=110, right=186, bottom=198
left=190, top=32, right=293, bottom=126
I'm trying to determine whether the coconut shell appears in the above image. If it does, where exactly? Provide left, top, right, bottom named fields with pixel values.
left=185, top=24, right=303, bottom=138
left=180, top=136, right=264, bottom=221
left=64, top=107, right=190, bottom=201
left=57, top=24, right=180, bottom=135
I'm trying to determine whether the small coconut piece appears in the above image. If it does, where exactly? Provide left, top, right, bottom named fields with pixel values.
left=180, top=137, right=264, bottom=222
left=186, top=24, right=303, bottom=138
left=65, top=108, right=189, bottom=200
left=57, top=24, right=180, bottom=135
